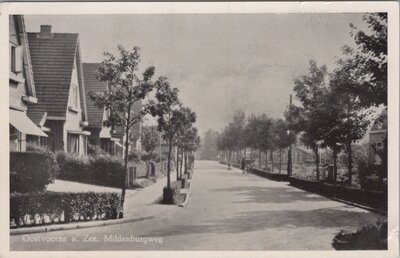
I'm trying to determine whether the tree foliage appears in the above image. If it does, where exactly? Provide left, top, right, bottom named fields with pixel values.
left=89, top=45, right=155, bottom=216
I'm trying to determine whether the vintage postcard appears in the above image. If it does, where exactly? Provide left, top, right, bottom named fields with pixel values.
left=1, top=2, right=399, bottom=258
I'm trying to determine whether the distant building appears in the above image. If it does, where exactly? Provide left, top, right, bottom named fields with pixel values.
left=27, top=25, right=90, bottom=156
left=368, top=107, right=387, bottom=165
left=9, top=15, right=47, bottom=151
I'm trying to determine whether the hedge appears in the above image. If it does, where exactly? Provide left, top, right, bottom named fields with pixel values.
left=56, top=152, right=125, bottom=188
left=289, top=177, right=387, bottom=211
left=162, top=181, right=181, bottom=204
left=10, top=191, right=121, bottom=228
left=10, top=151, right=58, bottom=193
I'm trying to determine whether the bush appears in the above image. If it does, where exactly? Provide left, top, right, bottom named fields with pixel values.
left=359, top=165, right=387, bottom=192
left=154, top=155, right=168, bottom=163
left=10, top=151, right=58, bottom=193
left=87, top=143, right=108, bottom=156
left=88, top=154, right=125, bottom=188
left=56, top=151, right=125, bottom=188
left=332, top=221, right=387, bottom=250
left=162, top=181, right=181, bottom=204
left=56, top=151, right=89, bottom=181
left=10, top=191, right=121, bottom=227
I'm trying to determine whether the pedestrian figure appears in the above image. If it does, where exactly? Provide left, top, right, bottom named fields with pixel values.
left=228, top=160, right=232, bottom=170
left=241, top=157, right=246, bottom=174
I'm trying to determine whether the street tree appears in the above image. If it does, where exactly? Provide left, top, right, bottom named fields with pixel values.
left=141, top=126, right=159, bottom=161
left=148, top=77, right=196, bottom=194
left=199, top=130, right=220, bottom=160
left=293, top=59, right=329, bottom=180
left=231, top=110, right=247, bottom=160
left=344, top=13, right=387, bottom=107
left=244, top=114, right=260, bottom=163
left=271, top=118, right=293, bottom=174
left=89, top=45, right=155, bottom=216
left=329, top=58, right=371, bottom=185
left=255, top=114, right=273, bottom=170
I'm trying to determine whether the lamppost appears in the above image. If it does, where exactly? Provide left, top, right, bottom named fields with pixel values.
left=287, top=129, right=292, bottom=176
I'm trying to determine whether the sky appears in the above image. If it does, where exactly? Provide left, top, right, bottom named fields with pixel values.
left=25, top=13, right=367, bottom=135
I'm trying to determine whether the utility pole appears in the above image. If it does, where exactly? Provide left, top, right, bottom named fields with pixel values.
left=287, top=94, right=292, bottom=176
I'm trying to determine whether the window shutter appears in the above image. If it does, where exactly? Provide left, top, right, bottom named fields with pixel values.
left=15, top=46, right=23, bottom=73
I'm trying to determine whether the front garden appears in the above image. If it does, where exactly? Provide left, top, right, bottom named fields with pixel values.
left=9, top=143, right=168, bottom=228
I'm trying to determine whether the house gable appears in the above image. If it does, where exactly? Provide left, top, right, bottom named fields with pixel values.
left=27, top=27, right=80, bottom=118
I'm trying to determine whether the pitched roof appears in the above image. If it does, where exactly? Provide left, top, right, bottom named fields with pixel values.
left=27, top=32, right=79, bottom=117
left=27, top=111, right=47, bottom=126
left=370, top=107, right=387, bottom=132
left=83, top=63, right=108, bottom=128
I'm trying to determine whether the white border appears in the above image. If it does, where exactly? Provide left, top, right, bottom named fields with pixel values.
left=0, top=2, right=398, bottom=258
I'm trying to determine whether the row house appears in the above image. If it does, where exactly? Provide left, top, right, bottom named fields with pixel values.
left=82, top=63, right=143, bottom=156
left=83, top=63, right=120, bottom=154
left=9, top=15, right=47, bottom=151
left=26, top=25, right=90, bottom=156
left=10, top=16, right=143, bottom=157
left=368, top=107, right=387, bottom=165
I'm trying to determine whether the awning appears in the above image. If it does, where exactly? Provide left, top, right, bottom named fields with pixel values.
left=67, top=130, right=91, bottom=136
left=9, top=109, right=47, bottom=137
left=99, top=127, right=112, bottom=138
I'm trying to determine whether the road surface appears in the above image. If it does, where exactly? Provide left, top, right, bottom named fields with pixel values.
left=10, top=160, right=384, bottom=251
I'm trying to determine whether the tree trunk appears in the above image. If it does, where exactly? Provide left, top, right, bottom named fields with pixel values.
left=333, top=148, right=337, bottom=184
left=184, top=151, right=188, bottom=174
left=314, top=147, right=320, bottom=181
left=166, top=137, right=173, bottom=190
left=265, top=150, right=268, bottom=170
left=176, top=148, right=180, bottom=181
left=180, top=151, right=183, bottom=178
left=279, top=148, right=282, bottom=174
left=270, top=149, right=274, bottom=173
left=347, top=142, right=352, bottom=186
left=250, top=148, right=253, bottom=163
left=121, top=123, right=130, bottom=218
left=258, top=149, right=261, bottom=169
left=287, top=145, right=292, bottom=176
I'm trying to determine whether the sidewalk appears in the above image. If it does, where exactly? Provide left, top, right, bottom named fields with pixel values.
left=11, top=170, right=179, bottom=235
left=124, top=170, right=179, bottom=219
left=49, top=170, right=179, bottom=219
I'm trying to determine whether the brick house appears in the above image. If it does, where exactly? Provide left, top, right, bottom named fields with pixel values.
left=26, top=25, right=90, bottom=156
left=368, top=107, right=387, bottom=165
left=83, top=63, right=121, bottom=154
left=9, top=15, right=47, bottom=151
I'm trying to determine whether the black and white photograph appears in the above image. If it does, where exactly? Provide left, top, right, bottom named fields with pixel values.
left=2, top=2, right=399, bottom=257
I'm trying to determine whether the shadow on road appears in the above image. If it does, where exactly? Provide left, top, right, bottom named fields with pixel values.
left=213, top=185, right=327, bottom=204
left=143, top=207, right=381, bottom=238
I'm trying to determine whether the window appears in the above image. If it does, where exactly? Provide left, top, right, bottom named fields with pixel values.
left=67, top=134, right=79, bottom=154
left=10, top=125, right=20, bottom=151
left=10, top=45, right=22, bottom=73
left=71, top=84, right=78, bottom=108
left=10, top=45, right=16, bottom=73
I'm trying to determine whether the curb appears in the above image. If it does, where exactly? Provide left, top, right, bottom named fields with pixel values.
left=10, top=216, right=155, bottom=236
left=179, top=192, right=191, bottom=207
left=178, top=170, right=195, bottom=208
left=331, top=197, right=387, bottom=215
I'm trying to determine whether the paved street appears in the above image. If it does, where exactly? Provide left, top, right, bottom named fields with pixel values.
left=11, top=160, right=384, bottom=251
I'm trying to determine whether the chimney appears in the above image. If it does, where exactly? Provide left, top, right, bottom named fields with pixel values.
left=40, top=25, right=52, bottom=38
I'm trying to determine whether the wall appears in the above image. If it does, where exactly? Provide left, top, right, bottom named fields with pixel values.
left=64, top=56, right=86, bottom=154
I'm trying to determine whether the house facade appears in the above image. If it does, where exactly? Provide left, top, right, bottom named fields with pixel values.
left=83, top=63, right=121, bottom=155
left=9, top=15, right=47, bottom=151
left=368, top=108, right=387, bottom=165
left=27, top=25, right=90, bottom=156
